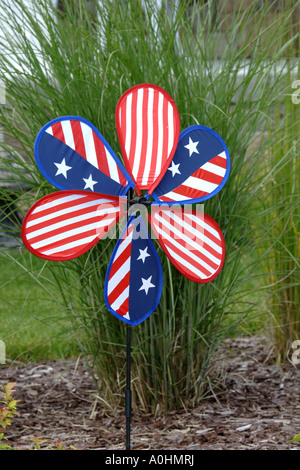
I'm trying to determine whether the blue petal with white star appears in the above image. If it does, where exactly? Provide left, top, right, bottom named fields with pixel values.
left=104, top=215, right=163, bottom=326
left=128, top=216, right=163, bottom=324
left=35, top=131, right=126, bottom=196
left=151, top=125, right=230, bottom=205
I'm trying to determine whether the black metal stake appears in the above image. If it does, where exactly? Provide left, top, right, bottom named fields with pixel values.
left=125, top=325, right=132, bottom=450
left=125, top=187, right=134, bottom=450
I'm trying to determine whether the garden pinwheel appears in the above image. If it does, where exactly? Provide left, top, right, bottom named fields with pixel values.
left=21, top=83, right=230, bottom=449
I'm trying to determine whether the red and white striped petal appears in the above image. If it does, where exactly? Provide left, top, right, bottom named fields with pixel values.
left=150, top=206, right=225, bottom=283
left=22, top=191, right=126, bottom=261
left=116, top=84, right=180, bottom=192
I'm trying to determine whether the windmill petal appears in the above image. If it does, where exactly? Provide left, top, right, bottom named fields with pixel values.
left=150, top=206, right=225, bottom=283
left=34, top=116, right=134, bottom=196
left=116, top=84, right=180, bottom=193
left=152, top=125, right=230, bottom=204
left=22, top=191, right=126, bottom=261
left=104, top=215, right=163, bottom=326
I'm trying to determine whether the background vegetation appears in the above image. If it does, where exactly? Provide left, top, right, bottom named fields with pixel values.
left=0, top=0, right=299, bottom=412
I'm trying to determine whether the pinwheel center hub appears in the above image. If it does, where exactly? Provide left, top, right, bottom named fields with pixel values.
left=128, top=196, right=152, bottom=207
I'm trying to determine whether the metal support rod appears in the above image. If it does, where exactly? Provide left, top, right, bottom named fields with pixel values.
left=125, top=187, right=133, bottom=450
left=125, top=325, right=132, bottom=450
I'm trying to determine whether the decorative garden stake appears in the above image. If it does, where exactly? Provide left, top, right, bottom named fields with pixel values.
left=22, top=84, right=230, bottom=450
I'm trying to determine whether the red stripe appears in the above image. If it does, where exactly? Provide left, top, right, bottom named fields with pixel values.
left=109, top=243, right=131, bottom=279
left=190, top=210, right=222, bottom=234
left=43, top=243, right=95, bottom=259
left=119, top=103, right=126, bottom=150
left=118, top=100, right=129, bottom=187
left=93, top=131, right=109, bottom=174
left=166, top=228, right=219, bottom=270
left=92, top=130, right=127, bottom=187
left=165, top=185, right=209, bottom=201
left=36, top=227, right=100, bottom=253
left=119, top=98, right=127, bottom=163
left=163, top=238, right=214, bottom=277
left=116, top=297, right=129, bottom=317
left=128, top=90, right=138, bottom=170
left=27, top=196, right=93, bottom=223
left=174, top=211, right=222, bottom=250
left=156, top=211, right=222, bottom=259
left=146, top=90, right=162, bottom=189
left=151, top=217, right=220, bottom=279
left=70, top=120, right=87, bottom=159
left=26, top=213, right=115, bottom=245
left=47, top=247, right=86, bottom=258
left=161, top=95, right=169, bottom=175
left=159, top=195, right=180, bottom=202
left=192, top=167, right=224, bottom=186
left=117, top=167, right=127, bottom=187
left=171, top=259, right=205, bottom=281
left=137, top=87, right=149, bottom=188
left=27, top=203, right=101, bottom=230
left=108, top=271, right=130, bottom=306
left=153, top=217, right=221, bottom=274
left=51, top=122, right=65, bottom=143
left=149, top=90, right=159, bottom=188
left=210, top=155, right=227, bottom=169
left=27, top=199, right=118, bottom=228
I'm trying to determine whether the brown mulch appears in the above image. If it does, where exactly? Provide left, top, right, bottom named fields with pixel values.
left=0, top=336, right=299, bottom=450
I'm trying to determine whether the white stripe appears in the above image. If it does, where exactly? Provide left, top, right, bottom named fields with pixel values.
left=154, top=213, right=222, bottom=264
left=46, top=126, right=53, bottom=136
left=61, top=120, right=75, bottom=150
left=81, top=122, right=98, bottom=169
left=111, top=287, right=129, bottom=311
left=119, top=108, right=122, bottom=128
left=165, top=245, right=209, bottom=279
left=169, top=211, right=222, bottom=254
left=32, top=218, right=115, bottom=250
left=155, top=92, right=164, bottom=177
left=132, top=88, right=144, bottom=179
left=142, top=87, right=154, bottom=186
left=161, top=190, right=191, bottom=201
left=219, top=151, right=227, bottom=159
left=114, top=229, right=134, bottom=260
left=27, top=199, right=111, bottom=227
left=167, top=101, right=174, bottom=155
left=181, top=175, right=218, bottom=194
left=154, top=223, right=215, bottom=274
left=27, top=206, right=119, bottom=240
left=42, top=235, right=96, bottom=256
left=125, top=93, right=132, bottom=159
left=124, top=312, right=130, bottom=320
left=32, top=194, right=85, bottom=214
left=184, top=212, right=221, bottom=241
left=200, top=161, right=226, bottom=177
left=108, top=257, right=131, bottom=295
left=105, top=147, right=120, bottom=184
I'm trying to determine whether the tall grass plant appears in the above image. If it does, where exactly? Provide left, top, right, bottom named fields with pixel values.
left=0, top=0, right=298, bottom=411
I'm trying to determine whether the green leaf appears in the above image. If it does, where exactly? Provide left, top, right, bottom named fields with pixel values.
left=288, top=434, right=300, bottom=443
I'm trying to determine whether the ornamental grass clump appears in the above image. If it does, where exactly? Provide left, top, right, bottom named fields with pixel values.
left=0, top=0, right=299, bottom=411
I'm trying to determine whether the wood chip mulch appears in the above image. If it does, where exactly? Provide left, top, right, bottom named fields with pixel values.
left=1, top=336, right=299, bottom=450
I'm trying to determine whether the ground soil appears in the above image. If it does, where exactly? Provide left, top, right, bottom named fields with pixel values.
left=0, top=336, right=299, bottom=451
